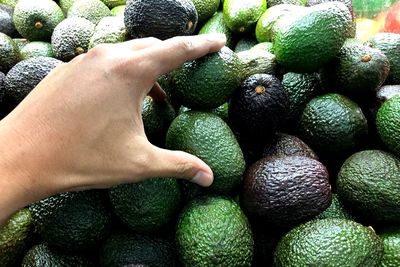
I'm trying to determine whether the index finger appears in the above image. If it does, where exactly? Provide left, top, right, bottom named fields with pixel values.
left=139, top=33, right=227, bottom=78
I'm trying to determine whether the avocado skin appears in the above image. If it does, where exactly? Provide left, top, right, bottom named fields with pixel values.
left=99, top=232, right=178, bottom=267
left=262, top=133, right=319, bottom=160
left=176, top=196, right=254, bottom=267
left=124, top=0, right=198, bottom=40
left=236, top=50, right=278, bottom=80
left=67, top=0, right=111, bottom=25
left=0, top=4, right=17, bottom=37
left=0, top=209, right=33, bottom=267
left=0, top=71, right=5, bottom=100
left=29, top=190, right=112, bottom=252
left=242, top=156, right=331, bottom=226
left=379, top=227, right=400, bottom=267
left=21, top=243, right=93, bottom=267
left=337, top=150, right=400, bottom=223
left=4, top=56, right=62, bottom=103
left=0, top=32, right=20, bottom=74
left=166, top=111, right=245, bottom=194
left=315, top=193, right=354, bottom=220
left=229, top=74, right=288, bottom=139
left=198, top=12, right=234, bottom=49
left=274, top=219, right=384, bottom=267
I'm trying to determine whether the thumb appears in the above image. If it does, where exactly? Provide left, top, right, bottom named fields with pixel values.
left=145, top=145, right=214, bottom=187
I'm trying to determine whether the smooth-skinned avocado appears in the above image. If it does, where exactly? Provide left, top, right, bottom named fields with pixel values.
left=336, top=150, right=400, bottom=223
left=13, top=0, right=64, bottom=41
left=242, top=155, right=331, bottom=227
left=4, top=56, right=62, bottom=103
left=51, top=17, right=95, bottom=62
left=99, top=232, right=178, bottom=267
left=223, top=0, right=267, bottom=33
left=228, top=74, right=288, bottom=139
left=272, top=2, right=353, bottom=73
left=67, top=0, right=111, bottom=25
left=166, top=111, right=245, bottom=194
left=21, top=243, right=93, bottom=267
left=172, top=46, right=241, bottom=109
left=376, top=96, right=400, bottom=157
left=0, top=32, right=20, bottom=73
left=109, top=178, right=181, bottom=234
left=124, top=0, right=198, bottom=40
left=176, top=196, right=254, bottom=267
left=274, top=219, right=384, bottom=267
left=0, top=209, right=33, bottom=267
left=29, top=190, right=112, bottom=252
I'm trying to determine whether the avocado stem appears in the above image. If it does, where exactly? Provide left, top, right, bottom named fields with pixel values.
left=186, top=20, right=194, bottom=31
left=239, top=26, right=245, bottom=33
left=255, top=85, right=265, bottom=95
left=75, top=47, right=85, bottom=55
left=361, top=54, right=372, bottom=62
left=34, top=21, right=43, bottom=29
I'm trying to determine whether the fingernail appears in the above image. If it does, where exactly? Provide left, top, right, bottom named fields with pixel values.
left=204, top=33, right=227, bottom=44
left=191, top=171, right=214, bottom=187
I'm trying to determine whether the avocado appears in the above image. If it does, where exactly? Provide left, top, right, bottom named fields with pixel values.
left=298, top=93, right=368, bottom=157
left=274, top=218, right=384, bottom=267
left=223, top=0, right=267, bottom=33
left=198, top=11, right=234, bottom=49
left=178, top=102, right=229, bottom=123
left=236, top=49, right=278, bottom=79
left=376, top=96, right=400, bottom=157
left=141, top=96, right=176, bottom=146
left=172, top=46, right=241, bottom=109
left=191, top=0, right=220, bottom=24
left=367, top=33, right=400, bottom=84
left=268, top=0, right=306, bottom=6
left=234, top=37, right=258, bottom=53
left=21, top=243, right=93, bottom=267
left=99, top=232, right=178, bottom=267
left=272, top=2, right=353, bottom=73
left=88, top=16, right=128, bottom=49
left=0, top=0, right=17, bottom=8
left=166, top=111, right=245, bottom=194
left=337, top=150, right=400, bottom=223
left=0, top=71, right=4, bottom=96
left=379, top=227, right=400, bottom=267
left=29, top=190, right=112, bottom=251
left=320, top=40, right=390, bottom=100
left=13, top=0, right=64, bottom=41
left=4, top=56, right=62, bottom=103
left=242, top=155, right=331, bottom=226
left=0, top=4, right=17, bottom=37
left=377, top=85, right=400, bottom=105
left=67, top=0, right=111, bottom=25
left=0, top=32, right=20, bottom=73
left=110, top=5, right=125, bottom=16
left=0, top=209, right=33, bottom=267
left=51, top=17, right=95, bottom=62
left=228, top=74, right=288, bottom=139
left=176, top=196, right=254, bottom=267
left=101, top=0, right=126, bottom=9
left=250, top=41, right=273, bottom=53
left=20, top=41, right=54, bottom=59
left=109, top=178, right=181, bottom=234
left=281, top=72, right=321, bottom=122
left=13, top=37, right=29, bottom=50
left=124, top=0, right=198, bottom=40
left=314, top=193, right=354, bottom=220
left=59, top=0, right=79, bottom=15
left=262, top=133, right=319, bottom=160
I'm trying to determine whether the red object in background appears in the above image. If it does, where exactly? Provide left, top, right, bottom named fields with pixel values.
left=384, top=0, right=400, bottom=33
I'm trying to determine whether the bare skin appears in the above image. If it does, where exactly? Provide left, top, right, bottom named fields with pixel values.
left=0, top=34, right=226, bottom=226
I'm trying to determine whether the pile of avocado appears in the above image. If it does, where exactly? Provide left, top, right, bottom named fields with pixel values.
left=1, top=0, right=400, bottom=266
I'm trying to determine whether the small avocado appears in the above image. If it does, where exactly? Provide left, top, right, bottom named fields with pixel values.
left=124, top=0, right=198, bottom=40
left=337, top=150, right=400, bottom=223
left=88, top=16, right=128, bottom=49
left=223, top=0, right=267, bottom=33
left=198, top=11, right=234, bottom=49
left=0, top=4, right=17, bottom=37
left=20, top=41, right=54, bottom=59
left=314, top=193, right=354, bottom=220
left=21, top=243, right=93, bottom=267
left=67, top=0, right=111, bottom=25
left=262, top=133, right=319, bottom=160
left=0, top=209, right=33, bottom=267
left=13, top=0, right=64, bottom=41
left=191, top=0, right=220, bottom=24
left=176, top=196, right=254, bottom=267
left=101, top=0, right=126, bottom=9
left=376, top=96, right=400, bottom=157
left=172, top=46, right=241, bottom=109
left=274, top=219, right=383, bottom=267
left=109, top=178, right=181, bottom=234
left=110, top=5, right=125, bottom=16
left=99, top=232, right=178, bottom=267
left=4, top=56, right=62, bottom=103
left=59, top=0, right=79, bottom=15
left=51, top=17, right=95, bottom=62
left=242, top=156, right=331, bottom=227
left=228, top=74, right=288, bottom=139
left=29, top=190, right=112, bottom=252
left=0, top=32, right=20, bottom=73
left=379, top=227, right=400, bottom=267
left=166, top=111, right=245, bottom=194
left=236, top=49, right=278, bottom=79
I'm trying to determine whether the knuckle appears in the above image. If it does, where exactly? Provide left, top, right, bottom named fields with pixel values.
left=176, top=159, right=194, bottom=177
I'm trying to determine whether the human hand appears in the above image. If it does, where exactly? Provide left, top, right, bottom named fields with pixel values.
left=0, top=34, right=226, bottom=222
